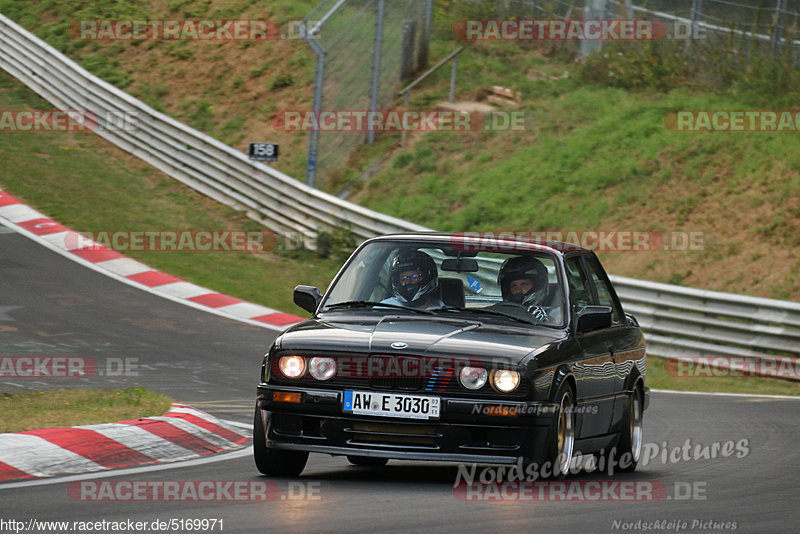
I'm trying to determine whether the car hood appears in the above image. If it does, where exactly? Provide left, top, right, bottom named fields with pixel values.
left=276, top=314, right=566, bottom=365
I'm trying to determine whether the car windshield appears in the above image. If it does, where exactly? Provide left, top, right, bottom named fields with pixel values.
left=320, top=240, right=566, bottom=327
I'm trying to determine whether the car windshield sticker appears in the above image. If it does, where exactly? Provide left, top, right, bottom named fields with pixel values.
left=467, top=275, right=484, bottom=294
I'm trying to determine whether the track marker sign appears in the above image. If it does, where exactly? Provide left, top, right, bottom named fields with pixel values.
left=249, top=142, right=278, bottom=162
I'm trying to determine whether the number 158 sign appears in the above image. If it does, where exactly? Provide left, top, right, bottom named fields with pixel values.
left=249, top=143, right=279, bottom=162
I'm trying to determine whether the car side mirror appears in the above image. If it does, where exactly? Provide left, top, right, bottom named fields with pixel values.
left=294, top=285, right=322, bottom=314
left=576, top=305, right=613, bottom=333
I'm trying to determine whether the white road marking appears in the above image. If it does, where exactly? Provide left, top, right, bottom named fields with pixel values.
left=73, top=423, right=199, bottom=462
left=167, top=406, right=250, bottom=436
left=0, top=204, right=44, bottom=222
left=146, top=417, right=242, bottom=449
left=0, top=447, right=253, bottom=490
left=222, top=420, right=251, bottom=430
left=650, top=388, right=800, bottom=400
left=0, top=434, right=106, bottom=478
left=154, top=282, right=213, bottom=299
left=39, top=231, right=71, bottom=249
left=216, top=302, right=278, bottom=317
left=94, top=257, right=151, bottom=276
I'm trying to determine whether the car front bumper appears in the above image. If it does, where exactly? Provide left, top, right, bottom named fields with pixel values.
left=257, top=384, right=558, bottom=465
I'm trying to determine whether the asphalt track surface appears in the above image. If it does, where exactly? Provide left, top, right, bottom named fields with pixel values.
left=2, top=225, right=799, bottom=533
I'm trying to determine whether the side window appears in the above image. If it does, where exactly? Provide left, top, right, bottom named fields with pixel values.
left=584, top=256, right=622, bottom=324
left=370, top=253, right=393, bottom=301
left=565, top=257, right=591, bottom=314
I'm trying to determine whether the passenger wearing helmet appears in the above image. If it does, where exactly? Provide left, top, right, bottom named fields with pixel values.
left=497, top=256, right=553, bottom=322
left=381, top=250, right=444, bottom=310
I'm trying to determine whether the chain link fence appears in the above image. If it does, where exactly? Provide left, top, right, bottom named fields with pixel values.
left=476, top=0, right=800, bottom=65
left=616, top=0, right=800, bottom=66
left=301, top=0, right=432, bottom=188
left=299, top=0, right=798, bottom=188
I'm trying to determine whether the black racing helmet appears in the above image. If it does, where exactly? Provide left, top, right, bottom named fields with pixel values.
left=390, top=250, right=439, bottom=305
left=498, top=256, right=549, bottom=307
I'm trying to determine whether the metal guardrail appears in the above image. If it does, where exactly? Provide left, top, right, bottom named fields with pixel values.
left=0, top=14, right=428, bottom=247
left=1, top=13, right=798, bottom=380
left=611, top=275, right=800, bottom=380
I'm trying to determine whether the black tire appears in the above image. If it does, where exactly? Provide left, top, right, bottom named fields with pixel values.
left=615, top=384, right=644, bottom=473
left=545, top=384, right=575, bottom=479
left=347, top=455, right=389, bottom=467
left=253, top=404, right=308, bottom=477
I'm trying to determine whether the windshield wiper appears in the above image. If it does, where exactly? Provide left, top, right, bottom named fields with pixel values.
left=435, top=306, right=535, bottom=325
left=323, top=300, right=435, bottom=315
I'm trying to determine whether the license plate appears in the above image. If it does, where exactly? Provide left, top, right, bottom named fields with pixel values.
left=343, top=390, right=440, bottom=420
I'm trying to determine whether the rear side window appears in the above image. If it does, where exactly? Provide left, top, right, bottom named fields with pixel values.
left=565, top=257, right=591, bottom=314
left=583, top=256, right=622, bottom=324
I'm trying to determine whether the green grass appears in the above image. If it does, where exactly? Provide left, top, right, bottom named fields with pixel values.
left=0, top=388, right=172, bottom=433
left=356, top=86, right=800, bottom=231
left=647, top=357, right=800, bottom=396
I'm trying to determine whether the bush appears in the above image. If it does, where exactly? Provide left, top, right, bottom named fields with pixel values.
left=315, top=225, right=356, bottom=261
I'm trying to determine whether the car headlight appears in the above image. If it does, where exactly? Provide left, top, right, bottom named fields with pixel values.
left=459, top=366, right=488, bottom=390
left=309, top=357, right=337, bottom=380
left=278, top=355, right=306, bottom=378
left=491, top=369, right=520, bottom=393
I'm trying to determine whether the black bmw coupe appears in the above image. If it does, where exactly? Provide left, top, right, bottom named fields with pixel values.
left=254, top=233, right=648, bottom=477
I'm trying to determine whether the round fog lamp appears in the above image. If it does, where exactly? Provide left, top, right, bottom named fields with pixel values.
left=309, top=357, right=337, bottom=380
left=279, top=355, right=306, bottom=378
left=492, top=370, right=520, bottom=393
left=459, top=366, right=488, bottom=390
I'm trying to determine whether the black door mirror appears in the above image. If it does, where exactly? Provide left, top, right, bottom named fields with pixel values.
left=576, top=305, right=613, bottom=333
left=294, top=285, right=322, bottom=314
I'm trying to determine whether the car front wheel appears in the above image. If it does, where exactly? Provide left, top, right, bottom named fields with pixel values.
left=546, top=384, right=575, bottom=479
left=253, top=404, right=308, bottom=477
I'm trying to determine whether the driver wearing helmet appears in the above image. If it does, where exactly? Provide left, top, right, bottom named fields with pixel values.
left=498, top=256, right=553, bottom=322
left=381, top=250, right=444, bottom=310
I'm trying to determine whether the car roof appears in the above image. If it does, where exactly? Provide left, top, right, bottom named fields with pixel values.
left=364, top=232, right=592, bottom=255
